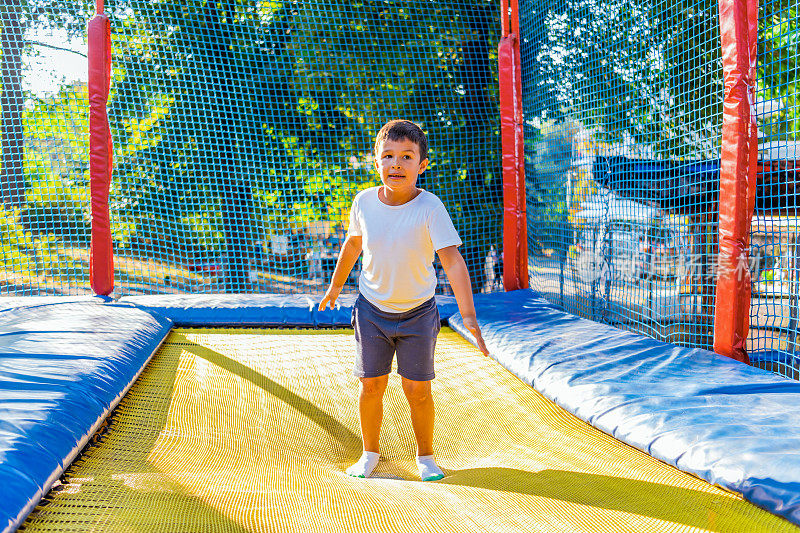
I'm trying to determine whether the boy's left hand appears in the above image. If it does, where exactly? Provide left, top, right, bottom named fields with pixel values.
left=318, top=284, right=343, bottom=311
left=462, top=315, right=489, bottom=356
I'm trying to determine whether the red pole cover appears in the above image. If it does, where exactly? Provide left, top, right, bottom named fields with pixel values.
left=500, top=0, right=509, bottom=38
left=713, top=0, right=758, bottom=364
left=88, top=13, right=114, bottom=295
left=511, top=25, right=529, bottom=291
left=499, top=31, right=529, bottom=292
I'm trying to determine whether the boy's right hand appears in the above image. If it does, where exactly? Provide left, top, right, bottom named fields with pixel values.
left=318, top=284, right=343, bottom=311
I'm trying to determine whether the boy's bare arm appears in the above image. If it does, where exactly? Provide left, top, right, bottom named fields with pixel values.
left=437, top=245, right=490, bottom=356
left=318, top=234, right=362, bottom=310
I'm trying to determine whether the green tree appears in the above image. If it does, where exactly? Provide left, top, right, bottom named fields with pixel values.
left=758, top=1, right=799, bottom=138
left=108, top=0, right=501, bottom=292
left=1, top=0, right=26, bottom=207
left=23, top=81, right=91, bottom=243
left=0, top=2, right=94, bottom=293
left=1, top=1, right=93, bottom=209
left=522, top=0, right=722, bottom=159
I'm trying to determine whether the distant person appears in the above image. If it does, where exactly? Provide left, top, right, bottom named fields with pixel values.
left=306, top=242, right=323, bottom=281
left=637, top=235, right=650, bottom=280
left=487, top=245, right=499, bottom=288
left=494, top=251, right=503, bottom=289
left=319, top=119, right=489, bottom=481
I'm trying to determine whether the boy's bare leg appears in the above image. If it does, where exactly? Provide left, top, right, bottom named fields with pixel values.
left=402, top=377, right=444, bottom=481
left=359, top=375, right=388, bottom=452
left=401, top=377, right=435, bottom=455
left=347, top=375, right=388, bottom=478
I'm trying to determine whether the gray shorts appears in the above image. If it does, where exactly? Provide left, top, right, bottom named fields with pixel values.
left=351, top=294, right=441, bottom=381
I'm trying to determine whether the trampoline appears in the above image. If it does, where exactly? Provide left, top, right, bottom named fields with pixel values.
left=6, top=0, right=800, bottom=530
left=17, top=327, right=792, bottom=532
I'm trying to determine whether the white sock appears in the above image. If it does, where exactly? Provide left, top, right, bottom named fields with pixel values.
left=416, top=454, right=444, bottom=481
left=346, top=451, right=380, bottom=478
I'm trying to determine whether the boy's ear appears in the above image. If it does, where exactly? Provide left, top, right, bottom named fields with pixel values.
left=418, top=158, right=429, bottom=175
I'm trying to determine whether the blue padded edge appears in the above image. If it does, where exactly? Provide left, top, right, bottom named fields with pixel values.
left=0, top=295, right=110, bottom=314
left=449, top=289, right=800, bottom=526
left=119, top=293, right=459, bottom=327
left=0, top=302, right=172, bottom=533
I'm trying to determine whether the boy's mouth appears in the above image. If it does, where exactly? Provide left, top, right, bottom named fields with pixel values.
left=388, top=173, right=404, bottom=179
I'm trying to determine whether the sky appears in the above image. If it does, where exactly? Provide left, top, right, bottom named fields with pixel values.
left=24, top=27, right=88, bottom=98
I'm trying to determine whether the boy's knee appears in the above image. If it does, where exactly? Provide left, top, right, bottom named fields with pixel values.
left=359, top=375, right=388, bottom=397
left=401, top=378, right=431, bottom=403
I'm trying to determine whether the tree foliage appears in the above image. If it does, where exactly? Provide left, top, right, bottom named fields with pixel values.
left=8, top=0, right=800, bottom=295
left=2, top=0, right=95, bottom=204
left=104, top=0, right=501, bottom=290
left=522, top=0, right=722, bottom=159
left=759, top=0, right=800, bottom=138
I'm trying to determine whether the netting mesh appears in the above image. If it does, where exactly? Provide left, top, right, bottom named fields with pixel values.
left=106, top=0, right=502, bottom=295
left=7, top=0, right=800, bottom=378
left=520, top=0, right=723, bottom=351
left=0, top=3, right=94, bottom=295
left=1, top=0, right=503, bottom=296
left=749, top=0, right=800, bottom=378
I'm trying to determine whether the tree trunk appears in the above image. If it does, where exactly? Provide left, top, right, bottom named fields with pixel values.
left=1, top=0, right=25, bottom=208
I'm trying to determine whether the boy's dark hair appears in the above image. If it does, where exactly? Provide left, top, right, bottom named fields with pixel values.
left=374, top=120, right=428, bottom=161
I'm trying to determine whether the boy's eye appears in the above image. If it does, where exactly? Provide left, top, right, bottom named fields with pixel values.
left=403, top=155, right=412, bottom=160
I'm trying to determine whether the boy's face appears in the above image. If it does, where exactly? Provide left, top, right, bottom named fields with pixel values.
left=374, top=137, right=429, bottom=195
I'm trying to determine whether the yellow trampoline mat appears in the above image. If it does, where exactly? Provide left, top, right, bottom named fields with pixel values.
left=20, top=328, right=797, bottom=533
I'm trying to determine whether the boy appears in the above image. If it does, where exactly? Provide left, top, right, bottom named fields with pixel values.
left=318, top=119, right=490, bottom=481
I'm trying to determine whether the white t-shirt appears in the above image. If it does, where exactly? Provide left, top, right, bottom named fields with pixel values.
left=347, top=186, right=462, bottom=312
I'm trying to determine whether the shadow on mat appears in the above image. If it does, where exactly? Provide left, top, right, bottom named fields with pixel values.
left=439, top=467, right=783, bottom=532
left=178, top=335, right=362, bottom=455
left=21, top=336, right=255, bottom=533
